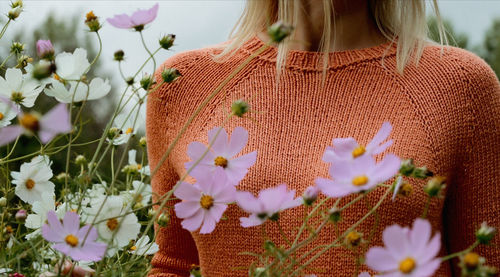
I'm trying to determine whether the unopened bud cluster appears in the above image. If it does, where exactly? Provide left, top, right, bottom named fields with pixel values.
left=85, top=11, right=101, bottom=32
left=267, top=21, right=294, bottom=43
left=399, top=159, right=433, bottom=179
left=161, top=68, right=181, bottom=83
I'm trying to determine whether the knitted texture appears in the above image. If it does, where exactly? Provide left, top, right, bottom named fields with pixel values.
left=146, top=35, right=500, bottom=277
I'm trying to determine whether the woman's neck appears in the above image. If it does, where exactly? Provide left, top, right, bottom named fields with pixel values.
left=258, top=0, right=388, bottom=52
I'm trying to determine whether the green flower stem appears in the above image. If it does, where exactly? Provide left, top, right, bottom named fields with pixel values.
left=441, top=240, right=480, bottom=261
left=277, top=221, right=292, bottom=247
left=0, top=52, right=14, bottom=69
left=421, top=196, right=432, bottom=218
left=0, top=19, right=12, bottom=41
left=290, top=187, right=393, bottom=276
left=132, top=47, right=161, bottom=80
left=139, top=31, right=156, bottom=75
left=291, top=197, right=331, bottom=247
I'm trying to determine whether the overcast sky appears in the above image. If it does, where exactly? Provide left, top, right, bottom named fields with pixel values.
left=2, top=0, right=500, bottom=87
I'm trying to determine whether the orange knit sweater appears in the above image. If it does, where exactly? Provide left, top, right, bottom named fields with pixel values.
left=146, top=35, right=500, bottom=277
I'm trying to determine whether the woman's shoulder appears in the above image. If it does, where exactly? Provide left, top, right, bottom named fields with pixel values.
left=417, top=43, right=498, bottom=86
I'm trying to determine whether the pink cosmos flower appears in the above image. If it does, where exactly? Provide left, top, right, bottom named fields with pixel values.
left=36, top=40, right=54, bottom=58
left=107, top=3, right=159, bottom=30
left=174, top=167, right=236, bottom=234
left=316, top=154, right=400, bottom=198
left=323, top=122, right=393, bottom=163
left=365, top=218, right=441, bottom=277
left=358, top=273, right=372, bottom=277
left=185, top=126, right=257, bottom=185
left=42, top=211, right=106, bottom=262
left=236, top=184, right=302, bottom=227
left=302, top=185, right=320, bottom=205
left=0, top=103, right=71, bottom=146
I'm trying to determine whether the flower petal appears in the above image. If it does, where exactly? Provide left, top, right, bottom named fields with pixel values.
left=365, top=246, right=398, bottom=272
left=174, top=201, right=201, bottom=219
left=174, top=182, right=201, bottom=201
left=240, top=214, right=264, bottom=228
left=63, top=211, right=80, bottom=235
left=366, top=122, right=392, bottom=152
left=227, top=127, right=248, bottom=157
left=382, top=224, right=409, bottom=259
left=208, top=127, right=229, bottom=156
left=180, top=210, right=204, bottom=232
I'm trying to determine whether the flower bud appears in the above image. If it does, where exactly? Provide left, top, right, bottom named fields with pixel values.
left=36, top=40, right=54, bottom=60
left=139, top=136, right=147, bottom=147
left=328, top=207, right=341, bottom=223
left=8, top=6, right=22, bottom=20
left=75, top=154, right=87, bottom=166
left=159, top=34, right=175, bottom=50
left=114, top=50, right=125, bottom=61
left=10, top=42, right=24, bottom=54
left=423, top=176, right=445, bottom=197
left=15, top=209, right=27, bottom=222
left=125, top=76, right=135, bottom=85
left=231, top=99, right=249, bottom=118
left=5, top=225, right=14, bottom=234
left=31, top=61, right=56, bottom=80
left=267, top=21, right=293, bottom=43
left=397, top=182, right=413, bottom=197
left=148, top=208, right=156, bottom=218
left=161, top=68, right=181, bottom=83
left=8, top=273, right=25, bottom=277
left=462, top=252, right=480, bottom=270
left=0, top=197, right=7, bottom=207
left=399, top=159, right=415, bottom=176
left=107, top=127, right=120, bottom=140
left=345, top=230, right=363, bottom=248
left=189, top=265, right=202, bottom=277
left=16, top=54, right=32, bottom=69
left=476, top=222, right=496, bottom=245
left=56, top=172, right=70, bottom=183
left=11, top=0, right=22, bottom=8
left=303, top=186, right=319, bottom=206
left=85, top=11, right=101, bottom=32
left=140, top=74, right=155, bottom=90
left=412, top=166, right=433, bottom=179
left=157, top=212, right=170, bottom=227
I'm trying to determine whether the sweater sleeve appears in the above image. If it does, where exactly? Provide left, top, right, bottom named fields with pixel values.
left=443, top=58, right=500, bottom=273
left=146, top=55, right=199, bottom=277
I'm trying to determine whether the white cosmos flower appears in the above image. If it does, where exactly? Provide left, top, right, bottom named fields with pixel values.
left=129, top=235, right=159, bottom=256
left=121, top=180, right=152, bottom=207
left=0, top=68, right=44, bottom=107
left=45, top=77, right=111, bottom=103
left=0, top=98, right=18, bottom=127
left=54, top=48, right=90, bottom=80
left=126, top=149, right=150, bottom=176
left=108, top=112, right=138, bottom=145
left=11, top=155, right=55, bottom=204
left=87, top=195, right=140, bottom=248
left=25, top=192, right=67, bottom=240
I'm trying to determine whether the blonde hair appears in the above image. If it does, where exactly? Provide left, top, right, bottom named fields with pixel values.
left=214, top=0, right=447, bottom=75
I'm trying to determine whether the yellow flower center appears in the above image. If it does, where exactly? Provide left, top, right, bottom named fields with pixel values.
left=130, top=245, right=137, bottom=251
left=137, top=164, right=142, bottom=169
left=345, top=231, right=362, bottom=247
left=352, top=145, right=366, bottom=158
left=352, top=175, right=368, bottom=187
left=0, top=112, right=4, bottom=120
left=25, top=178, right=35, bottom=190
left=20, top=113, right=40, bottom=132
left=65, top=234, right=79, bottom=247
left=399, top=257, right=416, bottom=274
left=125, top=127, right=134, bottom=134
left=463, top=252, right=480, bottom=270
left=214, top=156, right=228, bottom=168
left=85, top=11, right=97, bottom=22
left=200, top=194, right=214, bottom=209
left=106, top=218, right=119, bottom=231
left=136, top=194, right=143, bottom=203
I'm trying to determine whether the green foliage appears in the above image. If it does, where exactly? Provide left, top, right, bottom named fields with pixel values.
left=481, top=19, right=500, bottom=78
left=427, top=16, right=469, bottom=49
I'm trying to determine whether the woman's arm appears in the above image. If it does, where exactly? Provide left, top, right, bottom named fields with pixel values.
left=146, top=56, right=200, bottom=276
left=443, top=58, right=500, bottom=274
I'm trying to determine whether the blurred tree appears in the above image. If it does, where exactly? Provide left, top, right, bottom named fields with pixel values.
left=427, top=16, right=469, bottom=49
left=481, top=19, right=500, bottom=78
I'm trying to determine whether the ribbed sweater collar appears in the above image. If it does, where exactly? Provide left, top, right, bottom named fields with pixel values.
left=240, top=34, right=398, bottom=71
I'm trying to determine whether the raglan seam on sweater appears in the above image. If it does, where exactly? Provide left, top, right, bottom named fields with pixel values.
left=379, top=67, right=439, bottom=170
